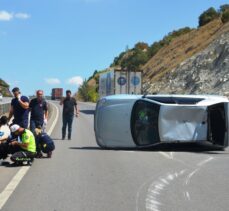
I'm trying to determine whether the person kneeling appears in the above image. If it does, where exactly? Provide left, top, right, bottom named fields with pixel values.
left=10, top=124, right=36, bottom=166
left=35, top=128, right=55, bottom=158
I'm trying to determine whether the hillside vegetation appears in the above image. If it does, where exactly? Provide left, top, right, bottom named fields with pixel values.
left=0, top=79, right=12, bottom=97
left=77, top=4, right=229, bottom=102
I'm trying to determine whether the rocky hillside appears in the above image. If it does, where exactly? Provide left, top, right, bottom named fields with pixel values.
left=0, top=79, right=11, bottom=97
left=143, top=21, right=229, bottom=96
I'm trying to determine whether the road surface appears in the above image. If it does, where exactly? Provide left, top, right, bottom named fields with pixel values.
left=1, top=101, right=229, bottom=211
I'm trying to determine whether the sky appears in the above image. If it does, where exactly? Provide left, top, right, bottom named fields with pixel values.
left=0, top=0, right=228, bottom=96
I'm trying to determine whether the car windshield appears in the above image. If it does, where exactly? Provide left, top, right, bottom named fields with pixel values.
left=131, top=100, right=160, bottom=146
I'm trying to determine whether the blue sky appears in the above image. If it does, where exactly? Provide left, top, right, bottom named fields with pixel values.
left=0, top=0, right=228, bottom=96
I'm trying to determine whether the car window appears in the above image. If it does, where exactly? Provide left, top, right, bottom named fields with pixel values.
left=131, top=100, right=160, bottom=146
left=144, top=96, right=204, bottom=104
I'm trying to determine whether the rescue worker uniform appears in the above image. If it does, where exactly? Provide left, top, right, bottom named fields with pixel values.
left=11, top=129, right=36, bottom=164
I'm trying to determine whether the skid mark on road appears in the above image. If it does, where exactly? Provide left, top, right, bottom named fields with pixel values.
left=137, top=155, right=215, bottom=210
left=145, top=170, right=186, bottom=211
left=136, top=169, right=186, bottom=211
left=185, top=168, right=199, bottom=185
left=183, top=156, right=214, bottom=201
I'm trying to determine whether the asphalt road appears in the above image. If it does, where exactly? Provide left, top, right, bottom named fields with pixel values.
left=1, top=101, right=229, bottom=211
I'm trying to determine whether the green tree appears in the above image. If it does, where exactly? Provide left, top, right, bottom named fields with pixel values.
left=121, top=49, right=149, bottom=71
left=78, top=79, right=90, bottom=101
left=220, top=4, right=229, bottom=13
left=198, top=7, right=219, bottom=27
left=221, top=9, right=229, bottom=23
left=134, top=42, right=149, bottom=51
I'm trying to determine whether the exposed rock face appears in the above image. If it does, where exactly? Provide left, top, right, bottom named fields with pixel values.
left=143, top=29, right=229, bottom=97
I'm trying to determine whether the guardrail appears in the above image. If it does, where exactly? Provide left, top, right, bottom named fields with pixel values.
left=0, top=100, right=54, bottom=119
left=0, top=103, right=10, bottom=116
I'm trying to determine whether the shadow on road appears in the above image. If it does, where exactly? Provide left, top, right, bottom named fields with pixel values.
left=80, top=110, right=95, bottom=115
left=69, top=143, right=229, bottom=154
left=69, top=147, right=102, bottom=150
left=52, top=138, right=63, bottom=141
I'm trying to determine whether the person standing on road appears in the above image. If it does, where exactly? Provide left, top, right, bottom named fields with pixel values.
left=29, top=90, right=48, bottom=133
left=8, top=87, right=30, bottom=128
left=60, top=90, right=79, bottom=140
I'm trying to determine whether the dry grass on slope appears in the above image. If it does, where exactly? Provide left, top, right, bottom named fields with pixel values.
left=142, top=19, right=227, bottom=83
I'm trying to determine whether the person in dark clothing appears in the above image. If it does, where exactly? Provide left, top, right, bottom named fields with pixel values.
left=34, top=128, right=55, bottom=158
left=8, top=87, right=30, bottom=128
left=60, top=90, right=79, bottom=140
left=29, top=90, right=48, bottom=134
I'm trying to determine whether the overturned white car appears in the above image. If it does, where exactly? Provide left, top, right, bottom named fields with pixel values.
left=94, top=94, right=229, bottom=149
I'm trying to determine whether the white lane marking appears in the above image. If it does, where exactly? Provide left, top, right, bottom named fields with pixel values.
left=0, top=166, right=30, bottom=210
left=197, top=156, right=214, bottom=167
left=46, top=102, right=59, bottom=136
left=183, top=156, right=214, bottom=201
left=145, top=170, right=186, bottom=211
left=158, top=152, right=173, bottom=160
left=170, top=152, right=173, bottom=159
left=0, top=102, right=59, bottom=210
left=183, top=191, right=191, bottom=201
left=185, top=168, right=199, bottom=185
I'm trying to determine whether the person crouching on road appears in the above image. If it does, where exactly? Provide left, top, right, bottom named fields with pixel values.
left=0, top=116, right=11, bottom=143
left=34, top=128, right=55, bottom=158
left=0, top=116, right=11, bottom=160
left=9, top=124, right=36, bottom=166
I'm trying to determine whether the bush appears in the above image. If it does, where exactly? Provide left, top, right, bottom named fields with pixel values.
left=134, top=42, right=149, bottom=50
left=221, top=9, right=229, bottom=23
left=121, top=49, right=149, bottom=71
left=220, top=4, right=229, bottom=13
left=88, top=87, right=99, bottom=102
left=199, top=7, right=219, bottom=27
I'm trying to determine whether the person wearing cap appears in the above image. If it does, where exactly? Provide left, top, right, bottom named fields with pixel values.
left=60, top=90, right=79, bottom=140
left=9, top=124, right=36, bottom=165
left=8, top=87, right=30, bottom=128
left=29, top=90, right=48, bottom=133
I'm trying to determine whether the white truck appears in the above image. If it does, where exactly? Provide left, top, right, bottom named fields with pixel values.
left=99, top=69, right=142, bottom=97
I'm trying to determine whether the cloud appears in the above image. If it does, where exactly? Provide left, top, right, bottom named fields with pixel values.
left=0, top=11, right=13, bottom=21
left=15, top=13, right=30, bottom=20
left=45, top=78, right=61, bottom=85
left=0, top=10, right=30, bottom=21
left=67, top=76, right=83, bottom=86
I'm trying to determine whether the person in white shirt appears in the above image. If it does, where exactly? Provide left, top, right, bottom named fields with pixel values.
left=0, top=116, right=11, bottom=143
